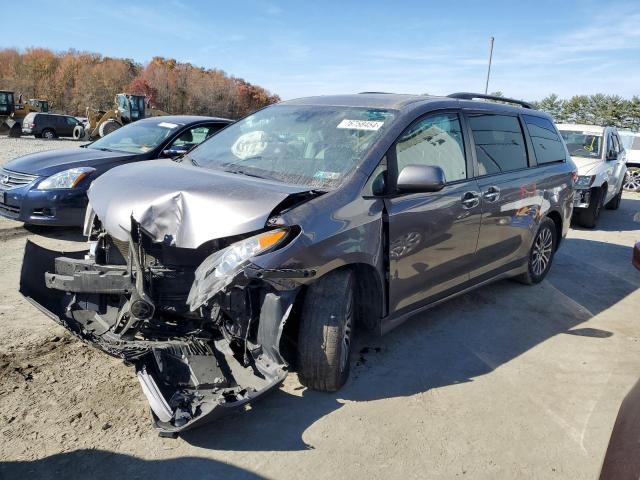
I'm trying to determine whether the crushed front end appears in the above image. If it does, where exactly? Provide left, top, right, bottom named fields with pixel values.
left=20, top=216, right=304, bottom=434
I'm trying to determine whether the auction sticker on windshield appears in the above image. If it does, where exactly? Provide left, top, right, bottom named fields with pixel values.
left=158, top=122, right=179, bottom=129
left=337, top=119, right=384, bottom=131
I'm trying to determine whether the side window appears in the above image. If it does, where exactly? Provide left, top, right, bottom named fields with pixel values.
left=612, top=134, right=620, bottom=154
left=168, top=125, right=217, bottom=151
left=606, top=133, right=615, bottom=158
left=523, top=115, right=566, bottom=165
left=66, top=117, right=77, bottom=126
left=468, top=114, right=528, bottom=175
left=395, top=113, right=467, bottom=183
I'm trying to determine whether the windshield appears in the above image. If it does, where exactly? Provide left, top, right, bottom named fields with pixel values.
left=88, top=120, right=180, bottom=154
left=559, top=130, right=603, bottom=159
left=188, top=104, right=396, bottom=189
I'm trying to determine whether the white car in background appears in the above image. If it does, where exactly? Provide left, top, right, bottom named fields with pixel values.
left=557, top=124, right=627, bottom=228
left=619, top=130, right=640, bottom=192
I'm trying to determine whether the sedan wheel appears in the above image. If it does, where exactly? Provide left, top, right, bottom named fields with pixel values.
left=624, top=167, right=640, bottom=192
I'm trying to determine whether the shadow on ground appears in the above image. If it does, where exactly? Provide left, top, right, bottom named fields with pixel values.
left=571, top=195, right=640, bottom=232
left=0, top=450, right=263, bottom=480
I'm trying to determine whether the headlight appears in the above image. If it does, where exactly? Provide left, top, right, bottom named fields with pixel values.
left=37, top=167, right=95, bottom=190
left=575, top=175, right=595, bottom=188
left=187, top=228, right=289, bottom=310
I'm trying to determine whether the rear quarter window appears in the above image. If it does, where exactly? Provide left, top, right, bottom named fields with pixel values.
left=468, top=114, right=528, bottom=175
left=523, top=115, right=566, bottom=165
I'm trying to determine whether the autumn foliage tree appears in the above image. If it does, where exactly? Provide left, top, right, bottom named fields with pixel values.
left=0, top=48, right=279, bottom=119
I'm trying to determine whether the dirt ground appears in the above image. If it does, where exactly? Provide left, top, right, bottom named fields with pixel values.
left=1, top=137, right=639, bottom=479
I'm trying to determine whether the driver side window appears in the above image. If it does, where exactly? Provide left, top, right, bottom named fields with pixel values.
left=395, top=113, right=467, bottom=183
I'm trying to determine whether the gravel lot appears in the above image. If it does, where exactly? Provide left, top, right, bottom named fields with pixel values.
left=1, top=137, right=639, bottom=479
left=0, top=137, right=81, bottom=162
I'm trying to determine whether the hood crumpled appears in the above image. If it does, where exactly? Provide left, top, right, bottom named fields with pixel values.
left=87, top=160, right=309, bottom=249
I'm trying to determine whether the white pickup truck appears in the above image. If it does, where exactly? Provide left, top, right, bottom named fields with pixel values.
left=557, top=124, right=627, bottom=228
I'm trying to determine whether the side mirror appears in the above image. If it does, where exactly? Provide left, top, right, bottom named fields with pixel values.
left=396, top=165, right=446, bottom=193
left=161, top=149, right=181, bottom=159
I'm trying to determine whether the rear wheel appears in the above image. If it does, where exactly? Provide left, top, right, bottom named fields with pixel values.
left=297, top=269, right=355, bottom=392
left=516, top=217, right=557, bottom=285
left=576, top=186, right=603, bottom=228
left=42, top=128, right=56, bottom=139
left=624, top=167, right=640, bottom=192
left=98, top=120, right=121, bottom=137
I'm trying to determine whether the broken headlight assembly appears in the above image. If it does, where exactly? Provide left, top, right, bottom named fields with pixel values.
left=37, top=167, right=95, bottom=190
left=575, top=175, right=595, bottom=188
left=187, top=228, right=290, bottom=310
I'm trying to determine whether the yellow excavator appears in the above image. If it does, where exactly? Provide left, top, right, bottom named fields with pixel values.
left=0, top=91, right=50, bottom=137
left=74, top=93, right=168, bottom=140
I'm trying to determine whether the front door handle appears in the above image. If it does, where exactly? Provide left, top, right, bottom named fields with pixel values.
left=461, top=191, right=480, bottom=209
left=483, top=186, right=500, bottom=202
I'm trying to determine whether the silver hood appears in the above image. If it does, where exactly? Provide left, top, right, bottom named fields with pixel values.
left=87, top=160, right=309, bottom=248
left=570, top=156, right=602, bottom=175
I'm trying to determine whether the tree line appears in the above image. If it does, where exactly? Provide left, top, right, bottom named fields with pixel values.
left=490, top=91, right=640, bottom=130
left=532, top=94, right=640, bottom=130
left=0, top=48, right=280, bottom=119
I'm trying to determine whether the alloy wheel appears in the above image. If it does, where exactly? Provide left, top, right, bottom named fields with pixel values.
left=532, top=227, right=553, bottom=277
left=624, top=168, right=640, bottom=192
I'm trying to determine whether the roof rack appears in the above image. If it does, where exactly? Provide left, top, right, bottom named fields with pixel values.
left=447, top=92, right=534, bottom=109
left=358, top=91, right=393, bottom=95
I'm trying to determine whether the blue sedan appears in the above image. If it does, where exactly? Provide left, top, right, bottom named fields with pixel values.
left=0, top=115, right=232, bottom=227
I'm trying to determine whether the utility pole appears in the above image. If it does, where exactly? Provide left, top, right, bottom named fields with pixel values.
left=484, top=36, right=494, bottom=95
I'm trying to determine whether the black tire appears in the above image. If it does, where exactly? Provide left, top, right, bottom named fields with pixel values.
left=297, top=269, right=355, bottom=392
left=42, top=128, right=56, bottom=140
left=72, top=125, right=85, bottom=140
left=576, top=186, right=604, bottom=228
left=516, top=217, right=557, bottom=285
left=605, top=181, right=623, bottom=210
left=98, top=120, right=121, bottom=137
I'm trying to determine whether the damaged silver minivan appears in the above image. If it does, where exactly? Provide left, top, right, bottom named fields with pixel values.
left=21, top=93, right=575, bottom=434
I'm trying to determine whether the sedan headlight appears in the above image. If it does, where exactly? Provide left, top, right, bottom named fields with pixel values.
left=187, top=228, right=289, bottom=310
left=575, top=175, right=595, bottom=188
left=37, top=167, right=95, bottom=190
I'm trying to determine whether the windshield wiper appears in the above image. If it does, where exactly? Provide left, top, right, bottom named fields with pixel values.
left=94, top=147, right=113, bottom=152
left=223, top=167, right=279, bottom=181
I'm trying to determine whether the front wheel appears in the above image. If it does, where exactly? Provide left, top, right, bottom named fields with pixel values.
left=516, top=217, right=557, bottom=285
left=297, top=269, right=355, bottom=392
left=576, top=186, right=604, bottom=228
left=72, top=125, right=85, bottom=140
left=605, top=180, right=624, bottom=210
left=98, top=120, right=121, bottom=137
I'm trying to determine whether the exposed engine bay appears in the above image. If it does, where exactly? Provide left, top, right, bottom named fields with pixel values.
left=20, top=213, right=311, bottom=434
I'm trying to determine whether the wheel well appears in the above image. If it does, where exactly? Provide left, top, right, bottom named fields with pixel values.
left=546, top=210, right=563, bottom=250
left=278, top=263, right=383, bottom=367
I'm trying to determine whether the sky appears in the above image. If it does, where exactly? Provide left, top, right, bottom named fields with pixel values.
left=4, top=0, right=640, bottom=101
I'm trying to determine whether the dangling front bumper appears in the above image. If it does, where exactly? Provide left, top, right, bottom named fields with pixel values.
left=19, top=240, right=294, bottom=434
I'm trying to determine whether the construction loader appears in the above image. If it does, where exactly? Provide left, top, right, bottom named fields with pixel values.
left=74, top=93, right=168, bottom=140
left=0, top=92, right=50, bottom=137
